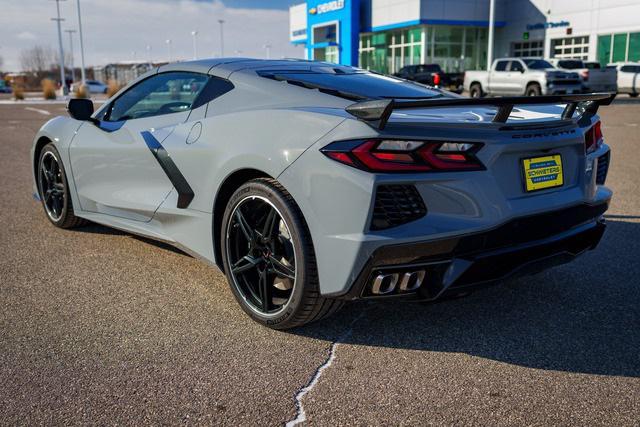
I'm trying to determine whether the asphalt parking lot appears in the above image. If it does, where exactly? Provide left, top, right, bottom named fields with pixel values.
left=1, top=99, right=639, bottom=425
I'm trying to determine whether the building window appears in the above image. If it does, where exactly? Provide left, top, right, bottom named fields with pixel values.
left=550, top=36, right=589, bottom=60
left=388, top=27, right=423, bottom=74
left=597, top=32, right=640, bottom=65
left=512, top=40, right=544, bottom=57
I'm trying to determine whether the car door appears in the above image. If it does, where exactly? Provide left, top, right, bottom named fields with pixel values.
left=69, top=71, right=210, bottom=222
left=507, top=60, right=526, bottom=94
left=488, top=60, right=511, bottom=95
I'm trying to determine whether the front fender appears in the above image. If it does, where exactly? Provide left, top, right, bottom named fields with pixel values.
left=30, top=116, right=84, bottom=201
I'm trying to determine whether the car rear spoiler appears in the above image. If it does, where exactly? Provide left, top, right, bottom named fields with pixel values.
left=345, top=93, right=617, bottom=130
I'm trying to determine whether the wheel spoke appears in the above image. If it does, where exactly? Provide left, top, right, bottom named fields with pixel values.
left=258, top=269, right=271, bottom=312
left=232, top=255, right=260, bottom=275
left=268, top=255, right=295, bottom=280
left=234, top=209, right=253, bottom=242
left=261, top=208, right=278, bottom=241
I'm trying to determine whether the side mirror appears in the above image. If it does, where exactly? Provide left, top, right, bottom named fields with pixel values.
left=520, top=68, right=526, bottom=73
left=67, top=98, right=94, bottom=121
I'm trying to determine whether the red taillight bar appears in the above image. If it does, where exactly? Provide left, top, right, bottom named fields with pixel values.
left=585, top=121, right=603, bottom=154
left=321, top=139, right=484, bottom=173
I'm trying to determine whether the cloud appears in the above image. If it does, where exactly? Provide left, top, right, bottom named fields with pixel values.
left=16, top=31, right=38, bottom=41
left=0, top=0, right=304, bottom=71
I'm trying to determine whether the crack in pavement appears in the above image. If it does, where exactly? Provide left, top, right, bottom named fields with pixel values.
left=285, top=307, right=370, bottom=427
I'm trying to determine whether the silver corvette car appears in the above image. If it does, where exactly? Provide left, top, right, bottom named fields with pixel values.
left=31, top=58, right=614, bottom=329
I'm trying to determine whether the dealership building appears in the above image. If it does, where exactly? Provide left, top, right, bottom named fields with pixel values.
left=289, top=0, right=640, bottom=74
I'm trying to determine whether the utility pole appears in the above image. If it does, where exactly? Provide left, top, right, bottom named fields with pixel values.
left=76, top=0, right=86, bottom=84
left=487, top=0, right=495, bottom=71
left=51, top=0, right=67, bottom=95
left=166, top=39, right=172, bottom=62
left=264, top=44, right=271, bottom=59
left=64, top=29, right=76, bottom=83
left=218, top=20, right=225, bottom=57
left=191, top=30, right=198, bottom=60
left=146, top=45, right=152, bottom=68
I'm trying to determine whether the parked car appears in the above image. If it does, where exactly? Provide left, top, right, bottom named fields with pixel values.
left=464, top=58, right=582, bottom=97
left=394, top=64, right=464, bottom=93
left=71, top=80, right=108, bottom=94
left=607, top=63, right=640, bottom=97
left=31, top=59, right=613, bottom=329
left=0, top=80, right=12, bottom=93
left=549, top=59, right=617, bottom=93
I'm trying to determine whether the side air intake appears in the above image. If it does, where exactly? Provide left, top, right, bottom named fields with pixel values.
left=371, top=185, right=426, bottom=230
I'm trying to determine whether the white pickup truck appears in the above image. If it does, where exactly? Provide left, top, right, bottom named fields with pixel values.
left=464, top=58, right=582, bottom=97
left=549, top=59, right=617, bottom=93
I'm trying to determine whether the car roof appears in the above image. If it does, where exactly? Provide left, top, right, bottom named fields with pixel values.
left=157, top=58, right=335, bottom=78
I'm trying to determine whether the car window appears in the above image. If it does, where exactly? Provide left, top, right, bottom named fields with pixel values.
left=558, top=60, right=583, bottom=69
left=523, top=59, right=553, bottom=69
left=509, top=61, right=524, bottom=72
left=621, top=65, right=640, bottom=73
left=495, top=61, right=509, bottom=71
left=106, top=72, right=209, bottom=121
left=584, top=62, right=601, bottom=69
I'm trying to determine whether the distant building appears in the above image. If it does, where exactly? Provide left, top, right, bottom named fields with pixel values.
left=290, top=0, right=640, bottom=74
left=93, top=61, right=167, bottom=85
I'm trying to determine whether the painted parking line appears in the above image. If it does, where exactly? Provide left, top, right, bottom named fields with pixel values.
left=24, top=107, right=51, bottom=116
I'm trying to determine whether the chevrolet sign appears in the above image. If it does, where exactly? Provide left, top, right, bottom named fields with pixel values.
left=310, top=0, right=345, bottom=15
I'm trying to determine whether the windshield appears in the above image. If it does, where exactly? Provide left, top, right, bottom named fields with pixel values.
left=524, top=59, right=554, bottom=69
left=261, top=70, right=442, bottom=99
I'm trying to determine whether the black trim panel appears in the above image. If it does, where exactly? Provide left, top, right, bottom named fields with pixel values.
left=141, top=131, right=194, bottom=209
left=332, top=202, right=609, bottom=300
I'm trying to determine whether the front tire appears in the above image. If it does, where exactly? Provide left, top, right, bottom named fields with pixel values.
left=37, top=143, right=86, bottom=229
left=526, top=83, right=542, bottom=96
left=220, top=178, right=343, bottom=329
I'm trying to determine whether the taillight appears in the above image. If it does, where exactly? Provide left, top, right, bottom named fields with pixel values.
left=585, top=121, right=603, bottom=154
left=580, top=70, right=589, bottom=81
left=432, top=73, right=441, bottom=86
left=321, top=139, right=484, bottom=173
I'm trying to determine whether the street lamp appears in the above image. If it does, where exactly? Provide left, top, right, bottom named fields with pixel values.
left=75, top=0, right=87, bottom=85
left=166, top=39, right=172, bottom=62
left=51, top=0, right=67, bottom=95
left=264, top=44, right=272, bottom=59
left=218, top=20, right=225, bottom=57
left=191, top=30, right=198, bottom=60
left=146, top=45, right=152, bottom=67
left=64, top=29, right=76, bottom=83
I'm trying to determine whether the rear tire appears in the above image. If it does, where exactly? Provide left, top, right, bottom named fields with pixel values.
left=220, top=178, right=343, bottom=329
left=526, top=83, right=542, bottom=97
left=630, top=93, right=639, bottom=98
left=36, top=143, right=87, bottom=229
left=469, top=83, right=483, bottom=98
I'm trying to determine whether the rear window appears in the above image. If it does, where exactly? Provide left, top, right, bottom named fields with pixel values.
left=524, top=59, right=553, bottom=69
left=260, top=69, right=441, bottom=99
left=557, top=60, right=584, bottom=69
left=584, top=62, right=601, bottom=69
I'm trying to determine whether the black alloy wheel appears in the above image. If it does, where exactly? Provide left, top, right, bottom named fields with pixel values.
left=226, top=195, right=297, bottom=315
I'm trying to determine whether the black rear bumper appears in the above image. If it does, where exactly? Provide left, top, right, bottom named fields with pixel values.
left=337, top=202, right=608, bottom=301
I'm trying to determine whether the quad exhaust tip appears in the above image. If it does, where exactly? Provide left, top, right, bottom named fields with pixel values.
left=370, top=270, right=426, bottom=295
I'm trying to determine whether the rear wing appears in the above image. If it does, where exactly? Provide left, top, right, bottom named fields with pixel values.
left=346, top=93, right=616, bottom=130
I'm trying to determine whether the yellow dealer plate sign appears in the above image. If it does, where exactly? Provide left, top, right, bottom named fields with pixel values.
left=522, top=154, right=564, bottom=192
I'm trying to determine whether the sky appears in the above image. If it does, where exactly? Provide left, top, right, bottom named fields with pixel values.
left=0, top=0, right=306, bottom=72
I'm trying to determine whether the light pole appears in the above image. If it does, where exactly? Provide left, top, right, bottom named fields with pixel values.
left=487, top=0, right=495, bottom=71
left=64, top=29, right=76, bottom=83
left=218, top=19, right=225, bottom=57
left=191, top=30, right=198, bottom=60
left=264, top=44, right=272, bottom=59
left=166, top=39, right=172, bottom=62
left=146, top=44, right=152, bottom=68
left=51, top=0, right=67, bottom=95
left=75, top=0, right=86, bottom=84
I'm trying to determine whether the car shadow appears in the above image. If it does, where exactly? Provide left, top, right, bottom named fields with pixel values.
left=291, top=219, right=640, bottom=378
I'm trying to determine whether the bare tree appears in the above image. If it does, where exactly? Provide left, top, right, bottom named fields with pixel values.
left=20, top=45, right=55, bottom=75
